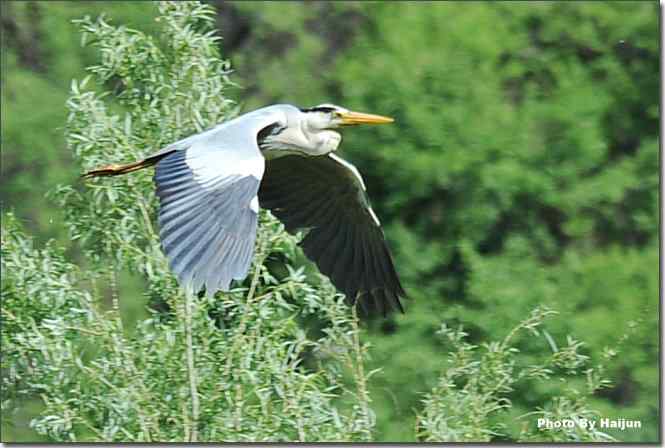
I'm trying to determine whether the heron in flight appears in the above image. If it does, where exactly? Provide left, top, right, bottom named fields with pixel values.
left=84, top=104, right=406, bottom=315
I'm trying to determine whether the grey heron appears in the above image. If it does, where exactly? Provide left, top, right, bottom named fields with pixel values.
left=84, top=104, right=406, bottom=315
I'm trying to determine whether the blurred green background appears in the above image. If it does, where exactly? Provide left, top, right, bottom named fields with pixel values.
left=1, top=1, right=659, bottom=442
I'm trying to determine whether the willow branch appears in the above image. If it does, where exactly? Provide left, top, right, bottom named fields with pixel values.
left=183, top=290, right=200, bottom=442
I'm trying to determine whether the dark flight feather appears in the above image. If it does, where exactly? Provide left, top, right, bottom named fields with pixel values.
left=259, top=154, right=406, bottom=315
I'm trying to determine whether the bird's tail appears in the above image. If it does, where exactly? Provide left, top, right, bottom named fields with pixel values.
left=82, top=153, right=170, bottom=179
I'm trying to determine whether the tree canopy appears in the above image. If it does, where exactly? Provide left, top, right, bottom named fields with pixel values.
left=1, top=1, right=658, bottom=442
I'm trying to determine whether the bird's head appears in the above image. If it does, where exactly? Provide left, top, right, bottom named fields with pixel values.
left=259, top=103, right=394, bottom=157
left=300, top=104, right=394, bottom=130
left=295, top=104, right=394, bottom=155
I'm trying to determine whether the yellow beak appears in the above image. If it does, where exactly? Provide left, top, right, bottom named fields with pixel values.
left=339, top=110, right=395, bottom=125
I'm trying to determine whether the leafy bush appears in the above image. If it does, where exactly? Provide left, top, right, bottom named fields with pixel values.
left=416, top=307, right=619, bottom=443
left=1, top=1, right=657, bottom=443
left=3, top=3, right=375, bottom=442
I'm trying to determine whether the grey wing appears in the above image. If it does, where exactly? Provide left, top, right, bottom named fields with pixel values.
left=152, top=106, right=288, bottom=296
left=155, top=149, right=262, bottom=296
left=258, top=153, right=406, bottom=316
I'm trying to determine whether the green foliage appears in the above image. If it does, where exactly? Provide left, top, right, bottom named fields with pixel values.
left=416, top=307, right=617, bottom=442
left=1, top=0, right=658, bottom=443
left=2, top=3, right=375, bottom=442
left=2, top=210, right=378, bottom=442
left=324, top=3, right=658, bottom=442
left=1, top=1, right=158, bottom=241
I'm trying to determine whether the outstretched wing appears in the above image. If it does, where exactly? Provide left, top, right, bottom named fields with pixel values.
left=258, top=153, right=406, bottom=315
left=154, top=108, right=285, bottom=296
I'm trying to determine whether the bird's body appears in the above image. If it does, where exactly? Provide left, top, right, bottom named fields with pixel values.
left=84, top=104, right=405, bottom=315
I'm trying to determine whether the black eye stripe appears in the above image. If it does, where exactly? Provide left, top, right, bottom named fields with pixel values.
left=300, top=106, right=337, bottom=113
